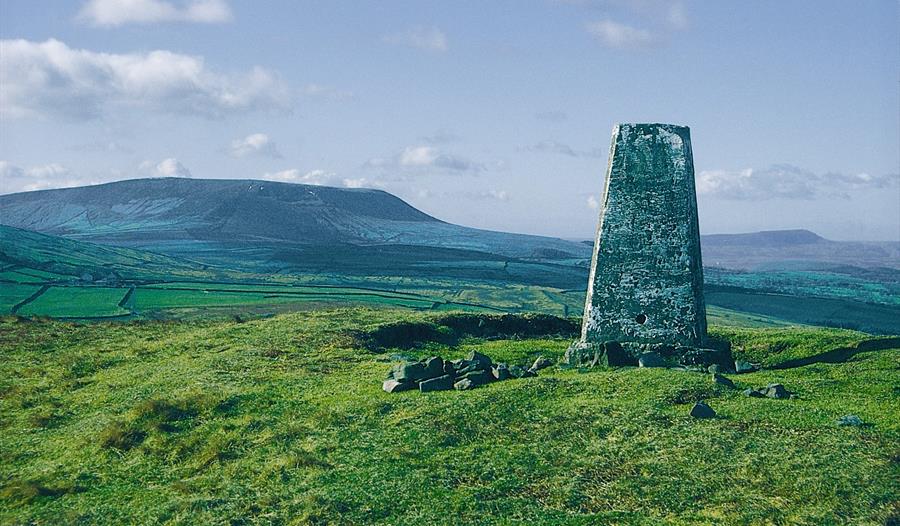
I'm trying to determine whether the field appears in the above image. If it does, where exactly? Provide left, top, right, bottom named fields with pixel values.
left=1, top=309, right=898, bottom=525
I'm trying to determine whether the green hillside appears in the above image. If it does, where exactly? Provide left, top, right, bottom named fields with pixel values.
left=1, top=310, right=897, bottom=525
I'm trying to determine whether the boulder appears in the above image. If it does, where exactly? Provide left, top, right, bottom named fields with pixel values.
left=743, top=388, right=764, bottom=398
left=382, top=379, right=415, bottom=393
left=690, top=401, right=717, bottom=419
left=734, top=360, right=757, bottom=374
left=422, top=356, right=444, bottom=380
left=389, top=362, right=427, bottom=383
left=460, top=369, right=493, bottom=386
left=603, top=341, right=635, bottom=366
left=529, top=356, right=553, bottom=372
left=465, top=350, right=493, bottom=370
left=712, top=373, right=736, bottom=389
left=508, top=365, right=536, bottom=379
left=492, top=363, right=510, bottom=381
left=453, top=378, right=474, bottom=390
left=762, top=383, right=790, bottom=399
left=638, top=352, right=667, bottom=368
left=836, top=415, right=864, bottom=427
left=442, top=360, right=456, bottom=376
left=419, top=374, right=454, bottom=392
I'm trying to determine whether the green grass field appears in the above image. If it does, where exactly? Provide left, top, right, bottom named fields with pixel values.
left=17, top=287, right=131, bottom=318
left=1, top=309, right=897, bottom=525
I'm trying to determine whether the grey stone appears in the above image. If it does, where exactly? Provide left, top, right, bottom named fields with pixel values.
left=762, top=383, right=790, bottom=399
left=419, top=374, right=454, bottom=392
left=442, top=360, right=456, bottom=376
left=690, top=401, right=716, bottom=419
left=390, top=362, right=427, bottom=383
left=712, top=373, right=736, bottom=389
left=707, top=364, right=721, bottom=374
left=743, top=388, right=764, bottom=398
left=382, top=379, right=415, bottom=393
left=734, top=360, right=757, bottom=374
left=529, top=356, right=553, bottom=372
left=508, top=365, right=536, bottom=378
left=465, top=350, right=493, bottom=370
left=492, top=363, right=510, bottom=381
left=422, top=356, right=444, bottom=380
left=836, top=415, right=864, bottom=427
left=453, top=378, right=474, bottom=390
left=638, top=352, right=667, bottom=368
left=460, top=369, right=493, bottom=386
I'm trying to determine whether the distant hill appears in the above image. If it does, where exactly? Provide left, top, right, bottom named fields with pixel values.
left=0, top=178, right=591, bottom=266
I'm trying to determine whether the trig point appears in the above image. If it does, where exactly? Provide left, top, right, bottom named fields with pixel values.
left=567, top=123, right=710, bottom=366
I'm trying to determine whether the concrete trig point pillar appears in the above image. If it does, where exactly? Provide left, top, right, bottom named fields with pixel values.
left=567, top=123, right=711, bottom=366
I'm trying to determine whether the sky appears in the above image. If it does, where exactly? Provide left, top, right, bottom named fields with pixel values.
left=0, top=0, right=898, bottom=241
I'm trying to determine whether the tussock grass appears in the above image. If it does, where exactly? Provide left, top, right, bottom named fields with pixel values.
left=0, top=309, right=897, bottom=525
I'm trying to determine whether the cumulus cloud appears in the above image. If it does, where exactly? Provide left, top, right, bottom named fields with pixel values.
left=228, top=133, right=282, bottom=159
left=77, top=0, right=232, bottom=27
left=697, top=164, right=900, bottom=200
left=521, top=140, right=603, bottom=158
left=0, top=161, right=97, bottom=194
left=261, top=169, right=367, bottom=189
left=139, top=158, right=192, bottom=178
left=586, top=19, right=654, bottom=47
left=0, top=38, right=290, bottom=120
left=383, top=26, right=448, bottom=52
left=365, top=146, right=482, bottom=175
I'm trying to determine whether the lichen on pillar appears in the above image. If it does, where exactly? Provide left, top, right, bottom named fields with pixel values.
left=566, top=123, right=710, bottom=366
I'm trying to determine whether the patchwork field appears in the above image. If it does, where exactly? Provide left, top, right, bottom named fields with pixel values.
left=1, top=310, right=897, bottom=525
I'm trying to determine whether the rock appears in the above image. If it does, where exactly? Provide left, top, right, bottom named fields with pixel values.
left=422, top=356, right=444, bottom=380
left=529, top=356, right=552, bottom=372
left=707, top=364, right=721, bottom=374
left=492, top=363, right=510, bottom=381
left=734, top=360, right=757, bottom=374
left=638, top=352, right=667, bottom=368
left=603, top=341, right=636, bottom=366
left=690, top=401, right=717, bottom=419
left=389, top=362, right=427, bottom=383
left=459, top=369, right=493, bottom=386
left=762, top=383, right=790, bottom=399
left=419, top=374, right=454, bottom=392
left=836, top=415, right=864, bottom=427
left=743, top=388, right=764, bottom=398
left=508, top=365, right=536, bottom=378
left=453, top=378, right=474, bottom=390
left=465, top=350, right=493, bottom=370
left=712, top=373, right=736, bottom=389
left=678, top=347, right=733, bottom=370
left=382, top=379, right=415, bottom=393
left=442, top=360, right=456, bottom=376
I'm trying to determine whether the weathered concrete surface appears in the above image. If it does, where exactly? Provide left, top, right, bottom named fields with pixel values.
left=577, top=123, right=707, bottom=350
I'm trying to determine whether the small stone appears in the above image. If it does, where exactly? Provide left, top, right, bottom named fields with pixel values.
left=762, top=383, right=790, bottom=399
left=836, top=415, right=864, bottom=427
left=419, top=374, right=454, bottom=392
left=638, top=352, right=667, bottom=368
left=707, top=364, right=721, bottom=374
left=492, top=363, right=510, bottom=381
left=390, top=362, right=427, bottom=383
left=422, top=356, right=444, bottom=380
left=529, top=356, right=553, bottom=372
left=712, top=373, right=736, bottom=389
left=743, top=388, right=764, bottom=398
left=690, top=401, right=716, bottom=419
left=453, top=378, right=474, bottom=390
left=459, top=369, right=493, bottom=386
left=465, top=350, right=493, bottom=370
left=382, top=379, right=415, bottom=393
left=734, top=360, right=757, bottom=374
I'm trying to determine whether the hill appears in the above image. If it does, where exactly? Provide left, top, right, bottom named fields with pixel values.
left=1, top=310, right=897, bottom=524
left=0, top=178, right=592, bottom=265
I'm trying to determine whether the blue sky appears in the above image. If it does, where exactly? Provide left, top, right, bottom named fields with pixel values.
left=1, top=0, right=898, bottom=240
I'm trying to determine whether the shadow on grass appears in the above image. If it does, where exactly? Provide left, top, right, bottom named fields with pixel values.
left=771, top=337, right=900, bottom=370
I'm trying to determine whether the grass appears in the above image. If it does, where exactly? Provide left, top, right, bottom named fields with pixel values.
left=1, top=308, right=898, bottom=525
left=17, top=286, right=130, bottom=318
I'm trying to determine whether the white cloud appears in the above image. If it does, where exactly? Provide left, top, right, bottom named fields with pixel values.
left=261, top=169, right=367, bottom=189
left=522, top=140, right=603, bottom=158
left=0, top=161, right=97, bottom=194
left=383, top=26, right=448, bottom=52
left=139, top=158, right=192, bottom=177
left=0, top=38, right=290, bottom=120
left=697, top=164, right=900, bottom=200
left=587, top=194, right=600, bottom=209
left=365, top=145, right=482, bottom=174
left=228, top=133, right=282, bottom=159
left=77, top=0, right=232, bottom=27
left=586, top=19, right=654, bottom=47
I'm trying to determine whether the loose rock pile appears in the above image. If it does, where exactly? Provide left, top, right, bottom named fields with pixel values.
left=743, top=383, right=791, bottom=399
left=383, top=351, right=552, bottom=393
